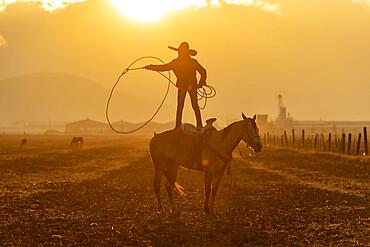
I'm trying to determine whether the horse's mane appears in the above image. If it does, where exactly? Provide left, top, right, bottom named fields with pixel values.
left=220, top=121, right=242, bottom=140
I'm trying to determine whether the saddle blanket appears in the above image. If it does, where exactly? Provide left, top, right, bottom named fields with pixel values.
left=181, top=123, right=200, bottom=136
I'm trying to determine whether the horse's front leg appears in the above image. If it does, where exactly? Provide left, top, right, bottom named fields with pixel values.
left=209, top=173, right=223, bottom=215
left=204, top=172, right=212, bottom=214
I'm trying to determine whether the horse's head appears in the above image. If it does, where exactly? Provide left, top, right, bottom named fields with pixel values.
left=241, top=113, right=263, bottom=153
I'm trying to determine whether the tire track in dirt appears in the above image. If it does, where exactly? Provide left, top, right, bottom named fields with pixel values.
left=246, top=160, right=369, bottom=198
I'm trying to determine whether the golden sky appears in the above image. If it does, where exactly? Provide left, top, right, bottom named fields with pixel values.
left=1, top=0, right=370, bottom=123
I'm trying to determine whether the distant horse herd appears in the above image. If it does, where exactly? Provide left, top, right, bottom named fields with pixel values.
left=18, top=137, right=84, bottom=150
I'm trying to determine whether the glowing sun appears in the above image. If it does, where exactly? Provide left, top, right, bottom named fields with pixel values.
left=111, top=0, right=175, bottom=22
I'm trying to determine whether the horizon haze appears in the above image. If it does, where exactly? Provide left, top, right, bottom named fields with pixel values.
left=1, top=0, right=370, bottom=123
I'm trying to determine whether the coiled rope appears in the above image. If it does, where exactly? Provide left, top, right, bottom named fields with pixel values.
left=106, top=56, right=216, bottom=134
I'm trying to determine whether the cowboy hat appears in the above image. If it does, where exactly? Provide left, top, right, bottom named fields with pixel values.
left=168, top=42, right=197, bottom=56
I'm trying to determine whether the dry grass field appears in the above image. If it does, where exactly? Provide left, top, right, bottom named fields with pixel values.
left=0, top=135, right=369, bottom=246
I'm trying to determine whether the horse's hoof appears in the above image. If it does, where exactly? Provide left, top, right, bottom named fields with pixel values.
left=204, top=208, right=213, bottom=216
left=156, top=208, right=164, bottom=215
left=169, top=206, right=179, bottom=214
left=169, top=211, right=180, bottom=218
left=205, top=208, right=216, bottom=217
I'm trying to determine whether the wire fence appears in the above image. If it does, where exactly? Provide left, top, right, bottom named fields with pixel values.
left=263, top=127, right=369, bottom=156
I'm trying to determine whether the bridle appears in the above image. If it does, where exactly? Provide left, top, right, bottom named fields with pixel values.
left=243, top=120, right=260, bottom=147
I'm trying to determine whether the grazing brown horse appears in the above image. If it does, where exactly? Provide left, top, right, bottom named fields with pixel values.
left=20, top=139, right=27, bottom=149
left=70, top=137, right=84, bottom=149
left=150, top=113, right=262, bottom=215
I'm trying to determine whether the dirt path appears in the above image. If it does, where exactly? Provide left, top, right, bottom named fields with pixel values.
left=0, top=137, right=369, bottom=246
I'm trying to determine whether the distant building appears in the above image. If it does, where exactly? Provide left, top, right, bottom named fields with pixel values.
left=111, top=120, right=174, bottom=133
left=65, top=119, right=108, bottom=133
left=44, top=129, right=63, bottom=135
left=292, top=120, right=370, bottom=134
left=6, top=120, right=66, bottom=134
left=256, top=114, right=268, bottom=127
left=10, top=120, right=27, bottom=128
left=111, top=120, right=136, bottom=132
left=256, top=114, right=268, bottom=131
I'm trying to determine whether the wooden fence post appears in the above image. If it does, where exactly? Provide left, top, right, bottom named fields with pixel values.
left=328, top=133, right=332, bottom=152
left=356, top=133, right=362, bottom=155
left=342, top=133, right=346, bottom=154
left=281, top=135, right=284, bottom=146
left=314, top=134, right=318, bottom=151
left=353, top=136, right=356, bottom=154
left=292, top=129, right=295, bottom=147
left=302, top=130, right=305, bottom=149
left=347, top=133, right=352, bottom=155
left=321, top=134, right=326, bottom=151
left=284, top=131, right=288, bottom=146
left=364, top=127, right=368, bottom=155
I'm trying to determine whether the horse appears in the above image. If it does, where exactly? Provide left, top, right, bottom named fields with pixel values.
left=70, top=137, right=84, bottom=149
left=20, top=139, right=27, bottom=149
left=149, top=113, right=262, bottom=215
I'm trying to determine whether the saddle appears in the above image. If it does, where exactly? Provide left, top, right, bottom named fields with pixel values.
left=181, top=118, right=217, bottom=136
left=175, top=118, right=217, bottom=171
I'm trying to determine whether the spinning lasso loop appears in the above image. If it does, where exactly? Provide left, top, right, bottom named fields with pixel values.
left=106, top=56, right=216, bottom=134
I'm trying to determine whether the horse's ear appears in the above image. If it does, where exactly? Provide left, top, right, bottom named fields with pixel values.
left=242, top=113, right=247, bottom=121
left=253, top=114, right=256, bottom=121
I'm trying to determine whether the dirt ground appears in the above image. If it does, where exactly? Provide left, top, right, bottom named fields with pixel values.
left=0, top=135, right=369, bottom=246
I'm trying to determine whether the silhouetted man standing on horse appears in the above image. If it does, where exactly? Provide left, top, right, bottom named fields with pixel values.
left=145, top=42, right=207, bottom=129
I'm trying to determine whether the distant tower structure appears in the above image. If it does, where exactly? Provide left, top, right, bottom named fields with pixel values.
left=277, top=94, right=287, bottom=121
left=276, top=94, right=292, bottom=128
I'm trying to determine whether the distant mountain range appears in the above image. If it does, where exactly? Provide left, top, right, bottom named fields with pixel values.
left=0, top=73, right=173, bottom=124
left=1, top=117, right=177, bottom=134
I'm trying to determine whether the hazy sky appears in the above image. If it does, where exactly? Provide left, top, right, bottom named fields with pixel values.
left=1, top=0, right=370, bottom=122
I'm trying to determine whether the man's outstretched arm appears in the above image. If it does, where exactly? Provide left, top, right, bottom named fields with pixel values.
left=145, top=61, right=173, bottom=72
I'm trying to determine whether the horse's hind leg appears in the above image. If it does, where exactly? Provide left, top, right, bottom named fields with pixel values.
left=164, top=161, right=179, bottom=214
left=153, top=161, right=164, bottom=214
left=204, top=172, right=212, bottom=214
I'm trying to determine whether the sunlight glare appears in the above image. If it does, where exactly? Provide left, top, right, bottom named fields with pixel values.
left=110, top=0, right=280, bottom=22
left=111, top=0, right=168, bottom=22
left=110, top=0, right=209, bottom=22
left=0, top=0, right=85, bottom=12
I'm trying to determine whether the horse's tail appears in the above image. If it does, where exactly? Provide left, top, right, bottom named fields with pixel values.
left=163, top=168, right=186, bottom=198
left=174, top=182, right=185, bottom=198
